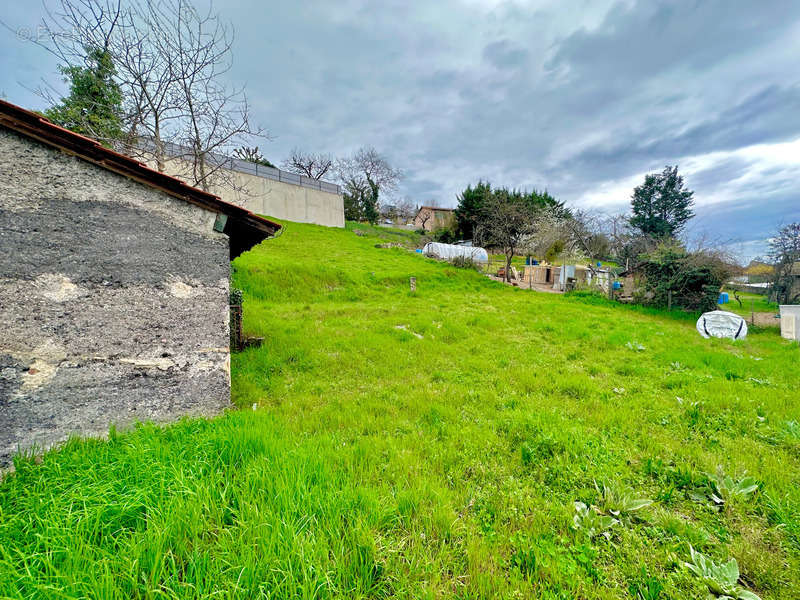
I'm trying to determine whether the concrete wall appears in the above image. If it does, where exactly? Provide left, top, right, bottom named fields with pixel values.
left=163, top=156, right=345, bottom=228
left=0, top=128, right=232, bottom=465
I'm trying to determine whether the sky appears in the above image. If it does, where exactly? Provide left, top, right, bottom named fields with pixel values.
left=2, top=0, right=799, bottom=261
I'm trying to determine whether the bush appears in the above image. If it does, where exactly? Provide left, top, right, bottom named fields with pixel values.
left=432, top=226, right=458, bottom=244
left=637, top=242, right=731, bottom=312
left=450, top=255, right=479, bottom=270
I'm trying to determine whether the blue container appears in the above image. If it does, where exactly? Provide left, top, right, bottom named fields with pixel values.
left=415, top=249, right=422, bottom=253
left=612, top=281, right=621, bottom=290
left=532, top=260, right=539, bottom=265
left=525, top=257, right=531, bottom=265
left=718, top=292, right=729, bottom=304
left=597, top=262, right=602, bottom=267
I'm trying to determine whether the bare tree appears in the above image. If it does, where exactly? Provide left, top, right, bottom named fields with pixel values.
left=475, top=190, right=538, bottom=283
left=769, top=222, right=800, bottom=304
left=281, top=148, right=333, bottom=180
left=335, top=146, right=401, bottom=196
left=27, top=0, right=264, bottom=192
left=234, top=146, right=274, bottom=167
left=563, top=210, right=612, bottom=274
left=150, top=0, right=262, bottom=192
left=416, top=209, right=432, bottom=230
left=603, top=213, right=631, bottom=260
left=396, top=197, right=416, bottom=222
left=335, top=146, right=401, bottom=223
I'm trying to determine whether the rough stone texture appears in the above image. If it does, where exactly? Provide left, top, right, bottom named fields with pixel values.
left=0, top=128, right=231, bottom=466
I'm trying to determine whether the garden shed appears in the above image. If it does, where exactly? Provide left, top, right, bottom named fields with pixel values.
left=0, top=99, right=280, bottom=465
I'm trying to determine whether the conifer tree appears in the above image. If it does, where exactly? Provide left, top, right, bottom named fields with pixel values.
left=45, top=48, right=123, bottom=146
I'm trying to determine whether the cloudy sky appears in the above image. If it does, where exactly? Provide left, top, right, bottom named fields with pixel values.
left=2, top=0, right=799, bottom=259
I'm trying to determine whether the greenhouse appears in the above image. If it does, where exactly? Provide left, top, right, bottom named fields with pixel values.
left=422, top=242, right=489, bottom=263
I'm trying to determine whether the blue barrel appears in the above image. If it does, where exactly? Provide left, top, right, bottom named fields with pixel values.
left=718, top=292, right=729, bottom=304
left=597, top=262, right=602, bottom=267
left=525, top=257, right=531, bottom=265
left=415, top=249, right=422, bottom=253
left=612, top=281, right=621, bottom=290
left=532, top=260, right=539, bottom=265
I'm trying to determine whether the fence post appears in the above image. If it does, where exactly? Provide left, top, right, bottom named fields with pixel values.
left=410, top=277, right=416, bottom=292
left=751, top=299, right=755, bottom=325
left=668, top=290, right=672, bottom=311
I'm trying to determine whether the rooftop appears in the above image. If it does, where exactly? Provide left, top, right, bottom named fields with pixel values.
left=0, top=99, right=280, bottom=258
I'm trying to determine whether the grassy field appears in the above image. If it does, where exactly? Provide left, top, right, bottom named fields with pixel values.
left=720, top=291, right=780, bottom=321
left=1, top=221, right=799, bottom=599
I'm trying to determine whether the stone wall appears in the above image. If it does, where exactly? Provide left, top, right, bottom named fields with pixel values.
left=0, top=128, right=232, bottom=465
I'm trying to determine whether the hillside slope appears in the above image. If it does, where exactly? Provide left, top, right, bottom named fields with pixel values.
left=1, top=221, right=798, bottom=599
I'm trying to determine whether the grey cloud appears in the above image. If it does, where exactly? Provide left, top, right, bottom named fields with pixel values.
left=2, top=0, right=800, bottom=260
left=483, top=40, right=528, bottom=70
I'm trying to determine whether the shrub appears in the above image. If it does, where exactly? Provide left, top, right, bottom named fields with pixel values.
left=637, top=242, right=731, bottom=312
left=432, top=226, right=458, bottom=244
left=450, top=255, right=478, bottom=270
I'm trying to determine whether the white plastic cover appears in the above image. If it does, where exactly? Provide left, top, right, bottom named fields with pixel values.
left=696, top=310, right=748, bottom=340
left=422, top=242, right=489, bottom=263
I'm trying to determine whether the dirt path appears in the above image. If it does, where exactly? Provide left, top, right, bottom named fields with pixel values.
left=750, top=311, right=781, bottom=327
left=486, top=274, right=563, bottom=293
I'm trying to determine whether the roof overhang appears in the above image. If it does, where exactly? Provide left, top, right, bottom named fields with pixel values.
left=0, top=99, right=280, bottom=259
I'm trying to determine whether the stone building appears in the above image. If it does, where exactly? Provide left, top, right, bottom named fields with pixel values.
left=413, top=206, right=455, bottom=231
left=0, top=100, right=280, bottom=465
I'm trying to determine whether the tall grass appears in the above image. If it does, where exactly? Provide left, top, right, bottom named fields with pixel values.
left=1, top=220, right=798, bottom=599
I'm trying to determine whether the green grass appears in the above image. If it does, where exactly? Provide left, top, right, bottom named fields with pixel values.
left=720, top=291, right=779, bottom=319
left=2, top=221, right=799, bottom=599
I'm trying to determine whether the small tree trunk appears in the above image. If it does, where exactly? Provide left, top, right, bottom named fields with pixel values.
left=505, top=251, right=513, bottom=283
left=153, top=120, right=165, bottom=173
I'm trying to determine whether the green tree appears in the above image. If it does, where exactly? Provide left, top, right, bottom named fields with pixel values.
left=363, top=176, right=380, bottom=224
left=629, top=165, right=694, bottom=238
left=342, top=175, right=380, bottom=224
left=475, top=188, right=539, bottom=282
left=337, top=147, right=398, bottom=224
left=455, top=182, right=568, bottom=240
left=454, top=181, right=492, bottom=239
left=44, top=48, right=123, bottom=146
left=522, top=188, right=569, bottom=218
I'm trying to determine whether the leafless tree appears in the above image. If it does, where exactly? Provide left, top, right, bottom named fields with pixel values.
left=769, top=222, right=800, bottom=304
left=416, top=209, right=432, bottom=230
left=233, top=146, right=274, bottom=167
left=281, top=148, right=333, bottom=180
left=335, top=146, right=401, bottom=198
left=475, top=191, right=539, bottom=282
left=396, top=197, right=416, bottom=222
left=563, top=210, right=612, bottom=274
left=26, top=0, right=264, bottom=193
left=602, top=213, right=631, bottom=259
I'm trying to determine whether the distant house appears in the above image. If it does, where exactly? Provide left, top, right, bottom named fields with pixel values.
left=413, top=206, right=455, bottom=231
left=0, top=99, right=280, bottom=465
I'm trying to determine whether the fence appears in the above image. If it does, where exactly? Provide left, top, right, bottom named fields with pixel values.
left=145, top=139, right=342, bottom=195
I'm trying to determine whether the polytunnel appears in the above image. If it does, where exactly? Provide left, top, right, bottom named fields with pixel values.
left=421, top=242, right=489, bottom=263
